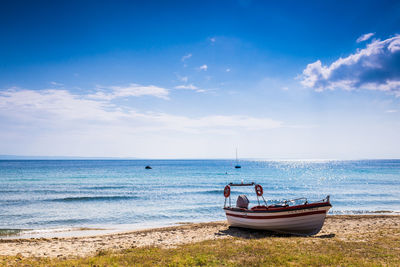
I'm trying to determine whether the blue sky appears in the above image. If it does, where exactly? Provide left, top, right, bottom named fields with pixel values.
left=1, top=0, right=400, bottom=159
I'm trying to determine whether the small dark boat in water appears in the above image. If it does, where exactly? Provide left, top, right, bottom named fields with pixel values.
left=145, top=165, right=152, bottom=169
left=234, top=148, right=241, bottom=168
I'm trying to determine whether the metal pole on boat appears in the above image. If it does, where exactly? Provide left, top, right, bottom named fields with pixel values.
left=261, top=195, right=267, bottom=206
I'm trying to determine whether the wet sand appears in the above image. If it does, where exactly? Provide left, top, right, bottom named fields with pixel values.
left=0, top=215, right=399, bottom=258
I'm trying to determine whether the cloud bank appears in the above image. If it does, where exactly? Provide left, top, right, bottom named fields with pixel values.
left=0, top=88, right=283, bottom=135
left=301, top=35, right=400, bottom=96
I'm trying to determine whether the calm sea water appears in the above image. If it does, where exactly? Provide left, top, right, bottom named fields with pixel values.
left=0, top=159, right=399, bottom=234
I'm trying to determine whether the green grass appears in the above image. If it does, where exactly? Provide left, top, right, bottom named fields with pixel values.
left=1, top=228, right=399, bottom=266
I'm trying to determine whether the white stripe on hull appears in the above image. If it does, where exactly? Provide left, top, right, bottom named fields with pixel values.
left=225, top=206, right=330, bottom=235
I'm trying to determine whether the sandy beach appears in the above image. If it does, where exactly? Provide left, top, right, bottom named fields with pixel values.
left=0, top=215, right=399, bottom=259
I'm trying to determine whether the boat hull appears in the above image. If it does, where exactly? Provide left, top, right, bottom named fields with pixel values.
left=224, top=203, right=331, bottom=235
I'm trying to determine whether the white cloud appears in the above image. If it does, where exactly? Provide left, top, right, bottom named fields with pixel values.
left=88, top=84, right=169, bottom=100
left=0, top=88, right=118, bottom=122
left=174, top=84, right=207, bottom=93
left=179, top=76, right=188, bottom=82
left=385, top=109, right=398, bottom=113
left=181, top=53, right=192, bottom=62
left=281, top=86, right=289, bottom=91
left=147, top=114, right=283, bottom=134
left=356, top=32, right=375, bottom=43
left=50, top=81, right=64, bottom=86
left=174, top=84, right=198, bottom=90
left=0, top=88, right=283, bottom=135
left=199, top=64, right=208, bottom=71
left=301, top=35, right=400, bottom=96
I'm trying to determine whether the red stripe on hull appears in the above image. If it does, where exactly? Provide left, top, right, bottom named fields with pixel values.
left=226, top=210, right=327, bottom=220
left=263, top=202, right=330, bottom=212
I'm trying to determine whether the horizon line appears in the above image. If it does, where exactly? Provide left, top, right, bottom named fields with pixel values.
left=1, top=155, right=399, bottom=161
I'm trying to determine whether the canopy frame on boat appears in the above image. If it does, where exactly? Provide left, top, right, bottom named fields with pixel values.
left=224, top=182, right=268, bottom=208
left=223, top=182, right=330, bottom=210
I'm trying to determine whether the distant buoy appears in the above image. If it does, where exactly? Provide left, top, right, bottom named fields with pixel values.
left=235, top=165, right=241, bottom=169
left=145, top=165, right=152, bottom=169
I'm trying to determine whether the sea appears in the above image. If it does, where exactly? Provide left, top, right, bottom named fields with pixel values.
left=0, top=159, right=399, bottom=237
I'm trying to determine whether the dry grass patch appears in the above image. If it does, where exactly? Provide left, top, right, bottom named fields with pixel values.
left=1, top=227, right=399, bottom=266
left=1, top=216, right=399, bottom=266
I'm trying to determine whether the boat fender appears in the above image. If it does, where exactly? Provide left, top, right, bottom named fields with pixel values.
left=255, top=184, right=263, bottom=196
left=224, top=185, right=231, bottom=198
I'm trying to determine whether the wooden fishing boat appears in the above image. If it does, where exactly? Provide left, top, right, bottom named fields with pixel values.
left=223, top=182, right=331, bottom=235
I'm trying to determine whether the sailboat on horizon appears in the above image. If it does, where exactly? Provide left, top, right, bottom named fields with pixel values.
left=235, top=148, right=241, bottom=169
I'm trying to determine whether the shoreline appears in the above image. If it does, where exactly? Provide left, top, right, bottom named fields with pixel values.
left=1, top=211, right=399, bottom=240
left=0, top=215, right=399, bottom=258
left=0, top=219, right=220, bottom=240
left=1, top=211, right=398, bottom=240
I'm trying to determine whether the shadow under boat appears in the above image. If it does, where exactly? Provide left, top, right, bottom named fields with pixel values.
left=216, top=226, right=335, bottom=239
